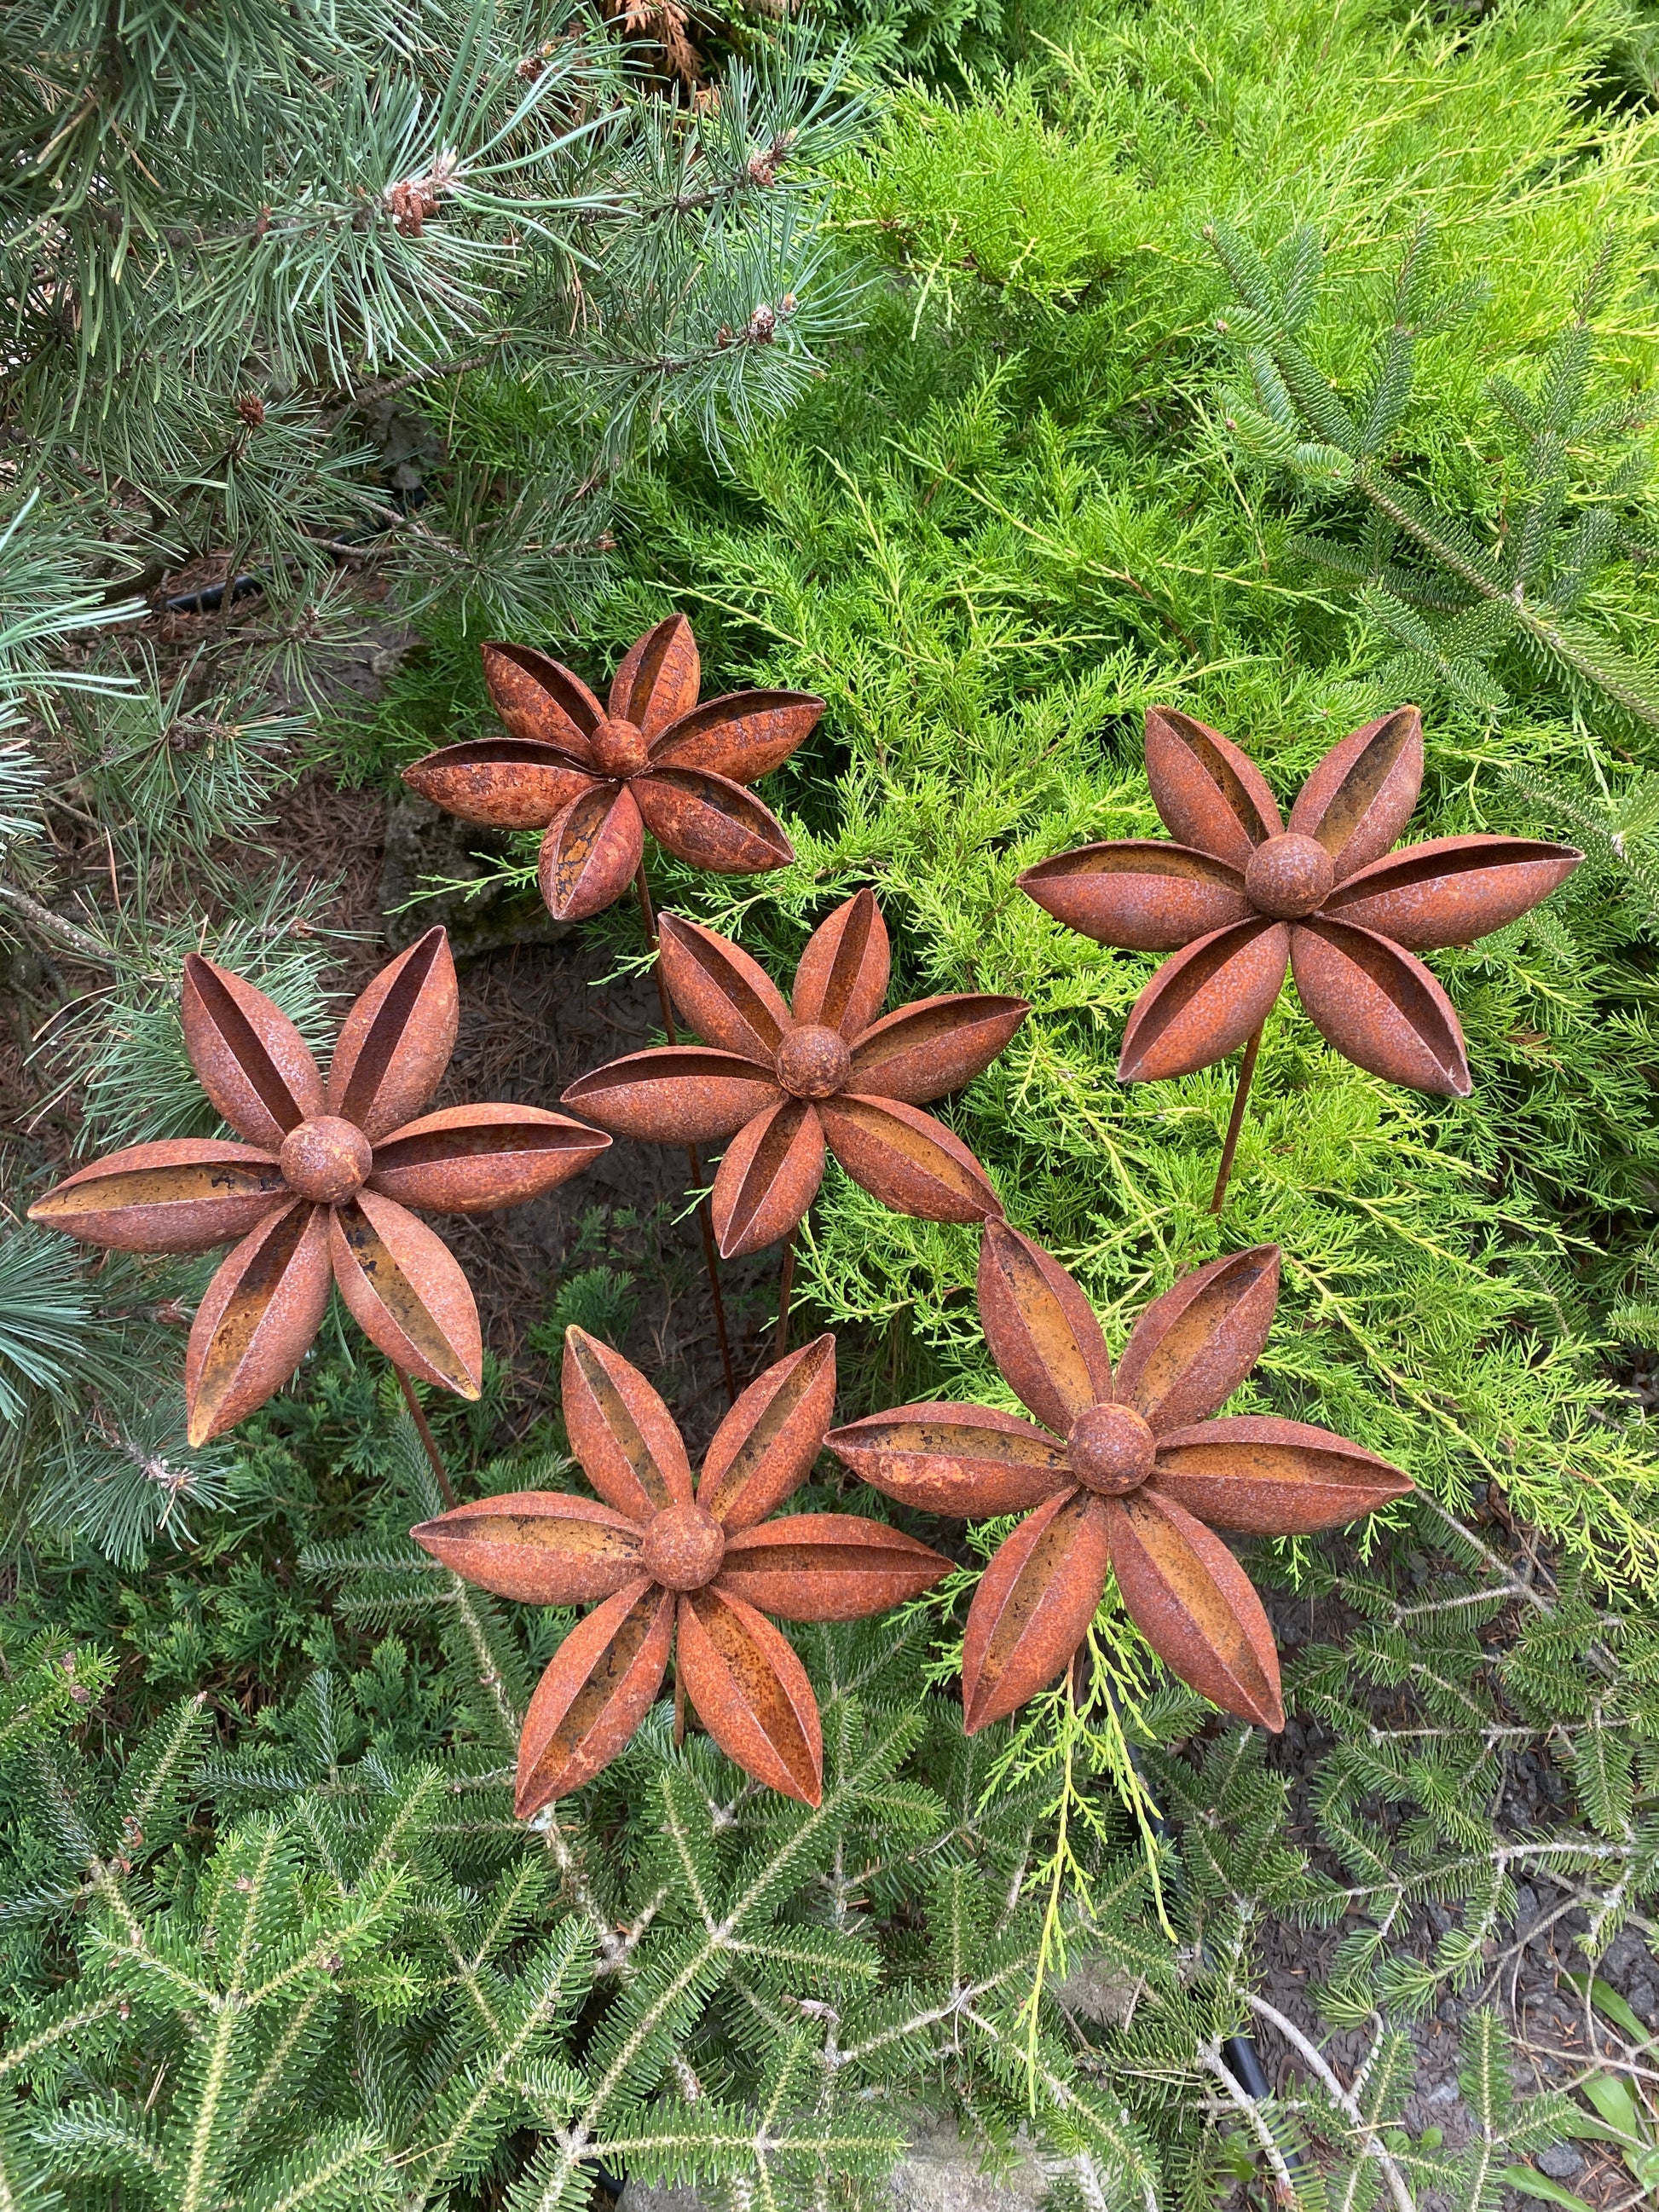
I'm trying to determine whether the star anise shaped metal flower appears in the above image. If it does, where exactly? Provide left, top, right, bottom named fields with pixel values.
left=828, top=1220, right=1412, bottom=1733
left=28, top=929, right=610, bottom=1444
left=1019, top=705, right=1581, bottom=1094
left=560, top=890, right=1028, bottom=1257
left=411, top=1330, right=950, bottom=1811
left=401, top=615, right=824, bottom=922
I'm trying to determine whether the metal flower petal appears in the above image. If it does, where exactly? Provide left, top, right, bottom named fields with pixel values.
left=709, top=1098, right=826, bottom=1258
left=185, top=1200, right=332, bottom=1445
left=976, top=1219, right=1113, bottom=1437
left=1144, top=707, right=1282, bottom=865
left=329, top=1190, right=483, bottom=1398
left=28, top=1140, right=286, bottom=1253
left=1290, top=919, right=1471, bottom=1096
left=1117, top=919, right=1290, bottom=1083
left=1018, top=842, right=1251, bottom=950
left=327, top=927, right=458, bottom=1142
left=538, top=784, right=645, bottom=922
left=481, top=641, right=603, bottom=762
left=182, top=954, right=324, bottom=1147
left=649, top=689, right=823, bottom=781
left=1150, top=1417, right=1412, bottom=1534
left=718, top=1514, right=950, bottom=1620
left=1114, top=1245, right=1280, bottom=1435
left=1319, top=835, right=1582, bottom=950
left=610, top=614, right=701, bottom=737
left=516, top=1580, right=675, bottom=1814
left=819, top=1095, right=1003, bottom=1223
left=826, top=1403, right=1072, bottom=1516
left=1103, top=1490, right=1284, bottom=1730
left=792, top=889, right=890, bottom=1038
left=562, top=1328, right=695, bottom=1520
left=410, top=1493, right=645, bottom=1605
left=675, top=1585, right=824, bottom=1805
left=402, top=737, right=594, bottom=829
left=961, top=1488, right=1109, bottom=1733
left=697, top=1333, right=836, bottom=1528
left=367, top=1104, right=610, bottom=1213
left=657, top=912, right=792, bottom=1064
left=1286, top=707, right=1423, bottom=879
left=563, top=1048, right=783, bottom=1145
left=847, top=993, right=1029, bottom=1106
left=633, top=767, right=795, bottom=875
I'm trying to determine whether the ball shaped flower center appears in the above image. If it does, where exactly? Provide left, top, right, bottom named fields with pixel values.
left=776, top=1024, right=852, bottom=1100
left=589, top=715, right=651, bottom=779
left=279, top=1115, right=372, bottom=1204
left=640, top=1502, right=726, bottom=1591
left=1067, top=1401, right=1155, bottom=1497
left=1244, top=833, right=1336, bottom=920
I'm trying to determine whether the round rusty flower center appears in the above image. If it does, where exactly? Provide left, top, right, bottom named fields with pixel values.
left=1244, top=832, right=1335, bottom=920
left=639, top=1502, right=726, bottom=1591
left=589, top=715, right=651, bottom=779
left=1067, top=1401, right=1155, bottom=1497
left=776, top=1024, right=852, bottom=1100
left=279, top=1115, right=372, bottom=1204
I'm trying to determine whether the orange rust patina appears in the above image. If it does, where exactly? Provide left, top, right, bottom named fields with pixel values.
left=829, top=1221, right=1414, bottom=1736
left=411, top=1332, right=950, bottom=1812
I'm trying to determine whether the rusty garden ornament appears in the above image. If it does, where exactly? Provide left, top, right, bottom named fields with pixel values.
left=401, top=614, right=824, bottom=923
left=28, top=929, right=610, bottom=1447
left=561, top=889, right=1028, bottom=1262
left=1019, top=706, right=1581, bottom=1206
left=410, top=1330, right=951, bottom=1811
left=828, top=1220, right=1413, bottom=1736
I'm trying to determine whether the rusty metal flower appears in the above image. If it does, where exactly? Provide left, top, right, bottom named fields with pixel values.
left=561, top=890, right=1028, bottom=1257
left=1019, top=706, right=1581, bottom=1094
left=828, top=1221, right=1412, bottom=1734
left=401, top=615, right=824, bottom=921
left=27, top=929, right=610, bottom=1444
left=410, top=1331, right=950, bottom=1811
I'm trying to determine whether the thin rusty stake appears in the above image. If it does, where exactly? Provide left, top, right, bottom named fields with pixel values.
left=673, top=1672, right=686, bottom=1747
left=633, top=863, right=736, bottom=1405
left=776, top=1227, right=796, bottom=1356
left=396, top=1365, right=458, bottom=1510
left=1209, top=1023, right=1263, bottom=1216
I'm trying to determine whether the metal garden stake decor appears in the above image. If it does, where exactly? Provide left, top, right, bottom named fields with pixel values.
left=28, top=928, right=609, bottom=1495
left=403, top=616, right=825, bottom=1401
left=830, top=1219, right=1413, bottom=1733
left=1020, top=705, right=1582, bottom=1209
left=563, top=889, right=1028, bottom=1345
left=410, top=1331, right=949, bottom=1809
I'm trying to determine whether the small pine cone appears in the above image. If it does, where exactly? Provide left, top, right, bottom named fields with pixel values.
left=237, top=393, right=266, bottom=428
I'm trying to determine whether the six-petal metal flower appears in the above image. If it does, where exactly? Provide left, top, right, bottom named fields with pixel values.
left=27, top=929, right=610, bottom=1445
left=828, top=1221, right=1412, bottom=1734
left=402, top=615, right=824, bottom=922
left=411, top=1330, right=950, bottom=1811
left=1019, top=705, right=1581, bottom=1095
left=561, top=890, right=1028, bottom=1257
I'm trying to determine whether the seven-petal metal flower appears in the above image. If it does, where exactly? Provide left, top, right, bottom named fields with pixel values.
left=1019, top=705, right=1581, bottom=1095
left=402, top=615, right=824, bottom=922
left=27, top=929, right=610, bottom=1445
left=561, top=890, right=1028, bottom=1257
left=411, top=1330, right=950, bottom=1811
left=828, top=1221, right=1412, bottom=1734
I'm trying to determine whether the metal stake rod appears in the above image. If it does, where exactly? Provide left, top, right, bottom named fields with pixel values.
left=775, top=1229, right=796, bottom=1357
left=1209, top=1024, right=1264, bottom=1216
left=396, top=1366, right=458, bottom=1510
left=633, top=864, right=737, bottom=1406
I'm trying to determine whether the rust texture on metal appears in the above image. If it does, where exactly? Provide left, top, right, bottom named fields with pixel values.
left=1019, top=705, right=1582, bottom=1095
left=410, top=1330, right=951, bottom=1813
left=562, top=889, right=1029, bottom=1256
left=401, top=615, right=826, bottom=922
left=827, top=1219, right=1413, bottom=1736
left=28, top=928, right=611, bottom=1445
